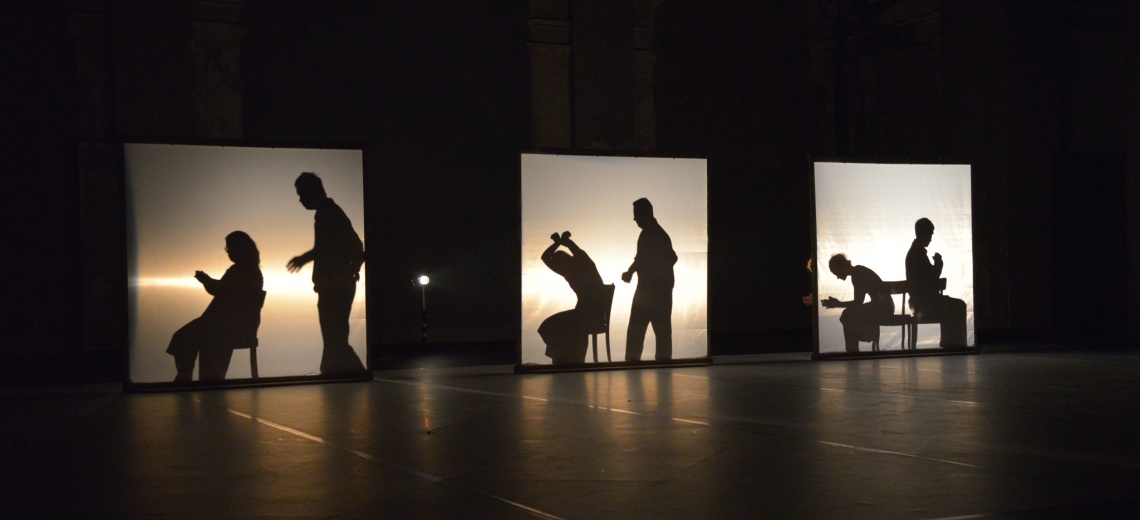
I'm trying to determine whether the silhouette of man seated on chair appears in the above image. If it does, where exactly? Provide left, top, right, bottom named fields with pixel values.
left=167, top=231, right=264, bottom=382
left=538, top=231, right=606, bottom=365
left=906, top=217, right=967, bottom=349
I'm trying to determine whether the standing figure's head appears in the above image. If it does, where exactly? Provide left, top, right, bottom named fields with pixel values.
left=632, top=198, right=654, bottom=229
left=828, top=253, right=853, bottom=281
left=295, top=172, right=328, bottom=210
left=225, top=231, right=260, bottom=266
left=914, top=217, right=935, bottom=246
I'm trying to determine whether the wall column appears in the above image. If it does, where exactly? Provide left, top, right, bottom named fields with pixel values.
left=192, top=0, right=245, bottom=139
left=528, top=0, right=659, bottom=151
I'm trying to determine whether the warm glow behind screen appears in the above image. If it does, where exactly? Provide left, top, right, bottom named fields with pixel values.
left=126, top=144, right=366, bottom=382
left=814, top=162, right=974, bottom=353
left=520, top=154, right=708, bottom=365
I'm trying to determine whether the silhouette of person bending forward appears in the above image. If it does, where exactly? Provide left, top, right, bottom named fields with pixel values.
left=538, top=231, right=605, bottom=364
left=905, top=218, right=967, bottom=348
left=822, top=253, right=893, bottom=353
left=622, top=198, right=677, bottom=361
left=287, top=172, right=366, bottom=375
left=167, top=231, right=264, bottom=382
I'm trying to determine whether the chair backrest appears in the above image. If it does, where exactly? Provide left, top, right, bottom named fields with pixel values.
left=233, top=290, right=267, bottom=350
left=600, top=283, right=616, bottom=329
left=881, top=280, right=909, bottom=295
left=881, top=279, right=947, bottom=315
left=881, top=279, right=947, bottom=295
left=587, top=284, right=617, bottom=334
left=881, top=281, right=911, bottom=316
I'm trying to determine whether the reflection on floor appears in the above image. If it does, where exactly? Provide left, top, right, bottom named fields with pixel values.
left=2, top=348, right=1140, bottom=519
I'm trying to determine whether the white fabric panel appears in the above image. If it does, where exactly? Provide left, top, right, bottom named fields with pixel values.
left=814, top=162, right=974, bottom=353
left=521, top=154, right=708, bottom=365
left=126, top=144, right=367, bottom=382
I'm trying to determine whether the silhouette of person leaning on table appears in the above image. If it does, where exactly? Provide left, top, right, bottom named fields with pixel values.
left=622, top=198, right=677, bottom=361
left=167, top=231, right=264, bottom=382
left=287, top=172, right=366, bottom=376
left=538, top=231, right=606, bottom=365
left=821, top=253, right=893, bottom=354
left=905, top=217, right=967, bottom=348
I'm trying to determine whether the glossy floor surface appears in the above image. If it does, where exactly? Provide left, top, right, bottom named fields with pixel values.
left=3, top=349, right=1139, bottom=519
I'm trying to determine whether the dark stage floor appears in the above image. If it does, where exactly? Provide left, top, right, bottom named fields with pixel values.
left=2, top=347, right=1139, bottom=519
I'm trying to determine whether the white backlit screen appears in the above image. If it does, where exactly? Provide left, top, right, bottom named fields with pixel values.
left=126, top=143, right=366, bottom=383
left=814, top=162, right=973, bottom=354
left=521, top=154, right=707, bottom=366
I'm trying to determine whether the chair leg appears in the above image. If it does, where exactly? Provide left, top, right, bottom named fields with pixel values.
left=592, top=334, right=598, bottom=363
left=605, top=331, right=611, bottom=362
left=250, top=347, right=259, bottom=379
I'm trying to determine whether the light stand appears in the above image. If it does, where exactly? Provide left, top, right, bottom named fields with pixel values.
left=417, top=275, right=429, bottom=343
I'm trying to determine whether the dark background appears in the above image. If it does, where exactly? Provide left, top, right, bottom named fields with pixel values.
left=2, top=0, right=1136, bottom=384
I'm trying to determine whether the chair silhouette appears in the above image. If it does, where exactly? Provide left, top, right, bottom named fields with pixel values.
left=588, top=284, right=617, bottom=363
left=231, top=290, right=267, bottom=378
left=872, top=278, right=946, bottom=351
left=873, top=281, right=912, bottom=352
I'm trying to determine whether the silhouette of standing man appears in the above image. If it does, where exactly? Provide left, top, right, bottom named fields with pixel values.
left=287, top=172, right=366, bottom=375
left=622, top=198, right=677, bottom=361
left=905, top=217, right=967, bottom=348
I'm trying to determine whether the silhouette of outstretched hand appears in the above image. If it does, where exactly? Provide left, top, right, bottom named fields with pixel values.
left=550, top=232, right=560, bottom=243
left=286, top=256, right=308, bottom=273
left=561, top=231, right=571, bottom=242
left=821, top=296, right=840, bottom=308
left=621, top=270, right=633, bottom=283
left=194, top=270, right=209, bottom=284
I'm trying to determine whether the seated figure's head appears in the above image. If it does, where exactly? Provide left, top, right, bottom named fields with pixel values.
left=226, top=231, right=260, bottom=266
left=914, top=218, right=935, bottom=245
left=546, top=249, right=575, bottom=271
left=828, top=253, right=852, bottom=280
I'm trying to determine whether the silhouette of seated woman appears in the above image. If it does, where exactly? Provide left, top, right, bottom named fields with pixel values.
left=821, top=253, right=893, bottom=353
left=167, top=231, right=265, bottom=382
left=538, top=231, right=606, bottom=364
